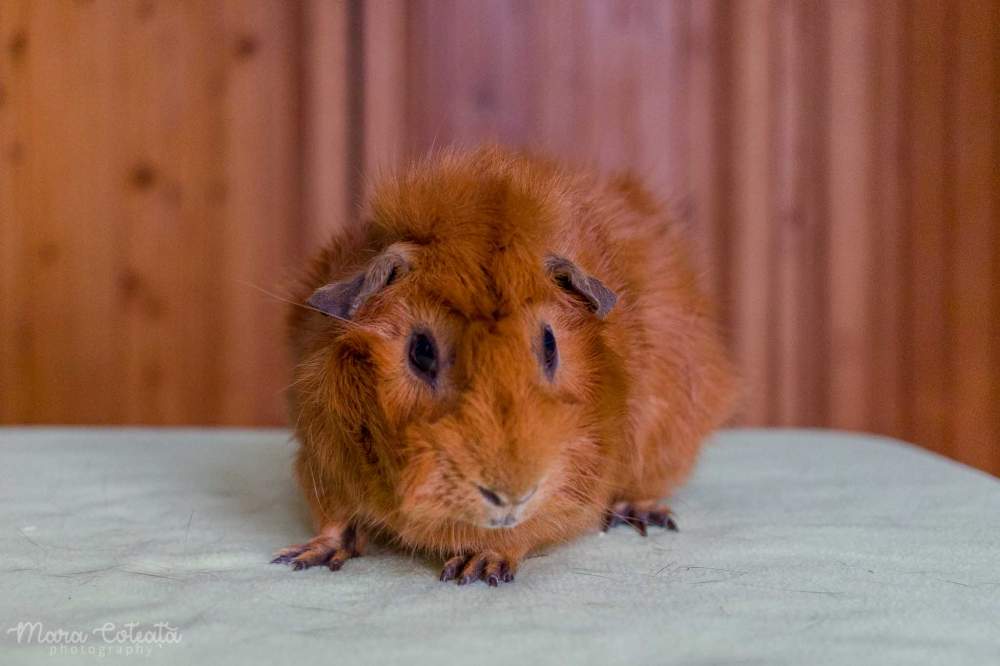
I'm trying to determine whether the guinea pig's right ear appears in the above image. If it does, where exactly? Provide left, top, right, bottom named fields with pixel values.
left=307, top=246, right=410, bottom=319
left=544, top=255, right=617, bottom=319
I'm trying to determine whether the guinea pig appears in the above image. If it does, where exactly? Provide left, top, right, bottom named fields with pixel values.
left=272, top=146, right=737, bottom=586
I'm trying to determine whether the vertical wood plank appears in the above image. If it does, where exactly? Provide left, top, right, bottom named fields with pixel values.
left=770, top=0, right=818, bottom=426
left=905, top=0, right=950, bottom=453
left=584, top=0, right=633, bottom=172
left=826, top=0, right=875, bottom=431
left=0, top=1, right=122, bottom=423
left=488, top=0, right=533, bottom=146
left=633, top=0, right=691, bottom=222
left=0, top=0, right=28, bottom=421
left=994, top=3, right=1000, bottom=477
left=404, top=0, right=454, bottom=154
left=759, top=0, right=832, bottom=428
left=301, top=0, right=350, bottom=250
left=870, top=0, right=907, bottom=438
left=362, top=0, right=407, bottom=178
left=729, top=0, right=772, bottom=425
left=801, top=1, right=832, bottom=428
left=406, top=0, right=510, bottom=150
left=525, top=0, right=590, bottom=161
left=687, top=0, right=726, bottom=306
left=116, top=1, right=230, bottom=424
left=218, top=0, right=300, bottom=424
left=951, top=0, right=999, bottom=473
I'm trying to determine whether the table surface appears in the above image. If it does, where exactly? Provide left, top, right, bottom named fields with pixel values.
left=1, top=427, right=998, bottom=665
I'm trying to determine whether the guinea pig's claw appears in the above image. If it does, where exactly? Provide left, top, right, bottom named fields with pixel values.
left=440, top=552, right=515, bottom=587
left=649, top=511, right=679, bottom=531
left=271, top=526, right=364, bottom=572
left=439, top=555, right=465, bottom=582
left=603, top=502, right=678, bottom=536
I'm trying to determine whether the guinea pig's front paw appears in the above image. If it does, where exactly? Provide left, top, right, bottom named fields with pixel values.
left=439, top=551, right=518, bottom=587
left=602, top=501, right=678, bottom=536
left=271, top=523, right=366, bottom=572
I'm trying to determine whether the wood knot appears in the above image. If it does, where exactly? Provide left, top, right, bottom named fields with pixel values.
left=37, top=242, right=60, bottom=266
left=118, top=268, right=143, bottom=299
left=8, top=31, right=27, bottom=63
left=117, top=268, right=164, bottom=319
left=6, top=141, right=24, bottom=164
left=234, top=35, right=258, bottom=59
left=474, top=83, right=495, bottom=110
left=129, top=163, right=157, bottom=190
left=136, top=0, right=155, bottom=19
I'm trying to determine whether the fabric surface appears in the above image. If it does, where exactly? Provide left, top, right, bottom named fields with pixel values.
left=1, top=427, right=997, bottom=665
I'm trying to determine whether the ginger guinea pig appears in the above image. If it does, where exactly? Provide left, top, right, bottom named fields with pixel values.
left=272, top=146, right=736, bottom=586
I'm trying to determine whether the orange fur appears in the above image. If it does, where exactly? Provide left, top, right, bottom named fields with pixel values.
left=283, top=146, right=737, bottom=580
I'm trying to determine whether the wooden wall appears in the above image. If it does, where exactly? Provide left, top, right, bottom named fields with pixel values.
left=1, top=0, right=304, bottom=424
left=1, top=1, right=997, bottom=475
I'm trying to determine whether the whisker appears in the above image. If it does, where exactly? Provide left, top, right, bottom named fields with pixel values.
left=235, top=278, right=363, bottom=329
left=234, top=279, right=315, bottom=311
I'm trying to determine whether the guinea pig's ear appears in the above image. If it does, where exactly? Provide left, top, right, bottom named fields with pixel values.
left=544, top=255, right=617, bottom=319
left=307, top=246, right=410, bottom=319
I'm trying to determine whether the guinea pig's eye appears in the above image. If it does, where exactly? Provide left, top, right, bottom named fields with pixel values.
left=540, top=324, right=558, bottom=379
left=407, top=331, right=439, bottom=384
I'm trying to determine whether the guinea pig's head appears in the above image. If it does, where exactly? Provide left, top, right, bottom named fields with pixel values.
left=293, top=151, right=620, bottom=538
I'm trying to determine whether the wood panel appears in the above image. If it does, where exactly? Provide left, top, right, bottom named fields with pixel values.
left=300, top=0, right=351, bottom=255
left=1, top=0, right=123, bottom=423
left=397, top=0, right=1000, bottom=474
left=906, top=0, right=951, bottom=454
left=0, top=0, right=302, bottom=425
left=870, top=0, right=907, bottom=439
left=2, top=0, right=998, bottom=475
left=950, top=0, right=999, bottom=471
left=729, top=0, right=773, bottom=425
left=769, top=0, right=828, bottom=427
left=827, top=0, right=875, bottom=431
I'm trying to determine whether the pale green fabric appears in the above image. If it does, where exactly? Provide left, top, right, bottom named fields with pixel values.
left=1, top=428, right=998, bottom=665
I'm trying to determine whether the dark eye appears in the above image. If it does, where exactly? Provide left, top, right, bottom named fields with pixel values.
left=408, top=331, right=438, bottom=384
left=541, top=324, right=558, bottom=379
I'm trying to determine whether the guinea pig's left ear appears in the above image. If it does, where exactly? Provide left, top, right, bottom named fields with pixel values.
left=544, top=255, right=617, bottom=319
left=308, top=246, right=410, bottom=319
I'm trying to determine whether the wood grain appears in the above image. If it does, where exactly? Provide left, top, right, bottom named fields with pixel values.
left=362, top=0, right=406, bottom=179
left=1, top=1, right=123, bottom=423
left=950, top=0, right=999, bottom=471
left=905, top=0, right=951, bottom=454
left=729, top=0, right=773, bottom=425
left=300, top=0, right=350, bottom=251
left=0, top=0, right=301, bottom=425
left=870, top=0, right=907, bottom=438
left=2, top=0, right=998, bottom=475
left=826, top=0, right=875, bottom=431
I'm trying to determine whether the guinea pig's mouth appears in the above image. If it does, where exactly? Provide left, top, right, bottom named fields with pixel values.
left=484, top=515, right=519, bottom=529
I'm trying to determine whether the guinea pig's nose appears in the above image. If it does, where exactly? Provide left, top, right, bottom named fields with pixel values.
left=477, top=485, right=506, bottom=507
left=477, top=484, right=538, bottom=507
